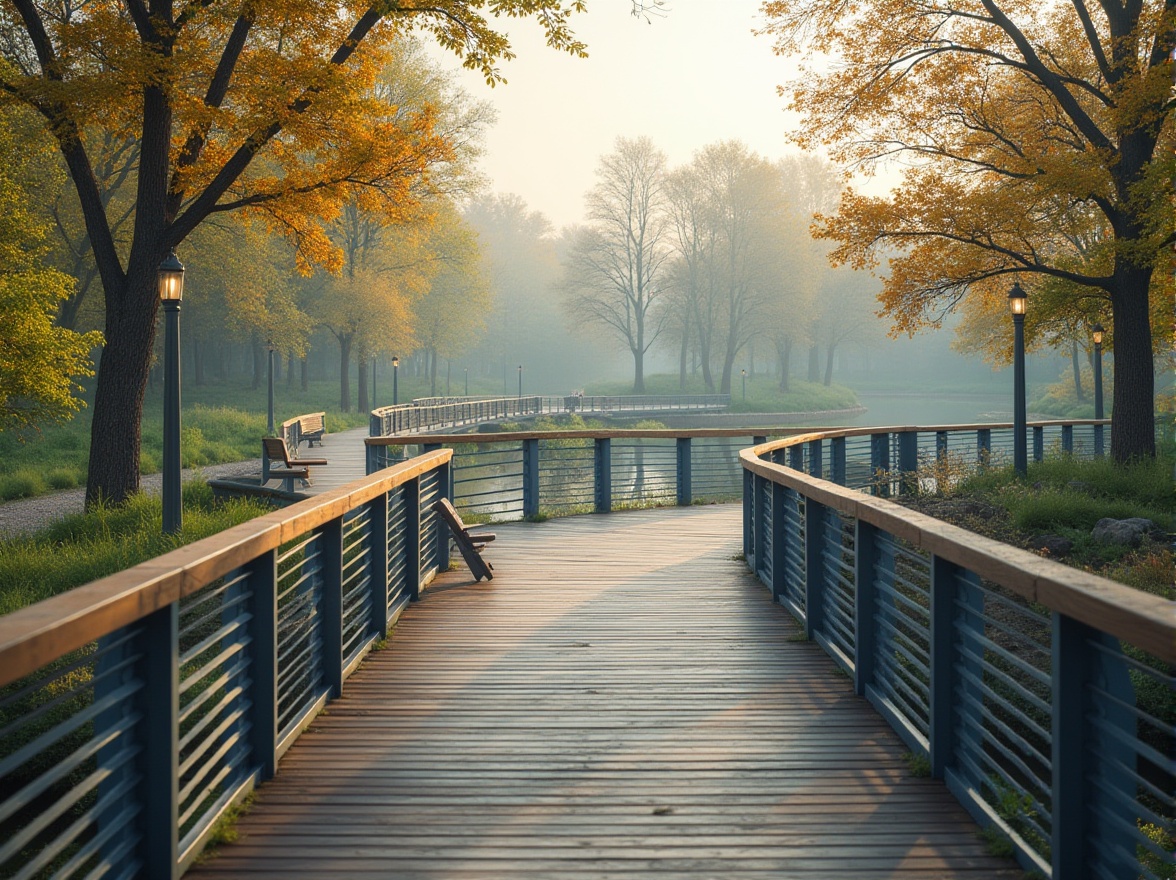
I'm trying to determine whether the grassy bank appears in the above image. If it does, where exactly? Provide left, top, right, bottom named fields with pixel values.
left=0, top=483, right=272, bottom=614
left=585, top=373, right=859, bottom=414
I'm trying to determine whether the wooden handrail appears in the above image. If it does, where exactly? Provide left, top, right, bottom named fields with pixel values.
left=739, top=429, right=1171, bottom=664
left=0, top=449, right=452, bottom=689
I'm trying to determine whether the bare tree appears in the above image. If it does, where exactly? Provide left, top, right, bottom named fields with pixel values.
left=563, top=137, right=670, bottom=393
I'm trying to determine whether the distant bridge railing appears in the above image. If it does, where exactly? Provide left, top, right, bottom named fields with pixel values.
left=370, top=394, right=733, bottom=437
left=367, top=427, right=823, bottom=521
left=0, top=450, right=454, bottom=879
left=740, top=420, right=1173, bottom=880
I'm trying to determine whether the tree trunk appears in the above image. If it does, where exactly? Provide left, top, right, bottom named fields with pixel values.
left=357, top=354, right=368, bottom=413
left=338, top=334, right=352, bottom=412
left=85, top=269, right=159, bottom=506
left=287, top=352, right=296, bottom=390
left=1109, top=264, right=1155, bottom=461
left=1071, top=340, right=1086, bottom=402
left=776, top=338, right=791, bottom=392
left=251, top=340, right=263, bottom=390
left=632, top=346, right=646, bottom=394
left=678, top=333, right=688, bottom=391
left=807, top=345, right=820, bottom=383
left=824, top=342, right=836, bottom=386
left=429, top=348, right=439, bottom=397
left=192, top=336, right=205, bottom=386
left=300, top=356, right=308, bottom=393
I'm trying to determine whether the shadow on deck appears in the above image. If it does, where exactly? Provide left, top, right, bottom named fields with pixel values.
left=187, top=505, right=1016, bottom=879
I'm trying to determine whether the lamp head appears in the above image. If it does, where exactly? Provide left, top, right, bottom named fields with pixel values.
left=158, top=251, right=185, bottom=302
left=1007, top=283, right=1027, bottom=316
left=392, top=356, right=399, bottom=368
left=1091, top=323, right=1104, bottom=346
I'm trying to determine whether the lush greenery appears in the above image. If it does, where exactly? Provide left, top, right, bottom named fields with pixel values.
left=916, top=453, right=1174, bottom=597
left=0, top=483, right=271, bottom=614
left=585, top=373, right=859, bottom=414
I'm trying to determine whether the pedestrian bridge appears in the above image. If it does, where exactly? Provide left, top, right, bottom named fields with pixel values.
left=0, top=420, right=1169, bottom=880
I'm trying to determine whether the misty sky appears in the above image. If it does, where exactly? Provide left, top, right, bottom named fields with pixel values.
left=431, top=1, right=806, bottom=230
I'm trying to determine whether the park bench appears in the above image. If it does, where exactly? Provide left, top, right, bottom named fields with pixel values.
left=262, top=436, right=328, bottom=492
left=298, top=412, right=326, bottom=447
left=431, top=498, right=495, bottom=582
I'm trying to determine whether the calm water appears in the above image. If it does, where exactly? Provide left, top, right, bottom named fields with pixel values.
left=830, top=392, right=1023, bottom=428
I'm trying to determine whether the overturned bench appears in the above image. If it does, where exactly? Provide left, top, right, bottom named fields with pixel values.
left=262, top=436, right=327, bottom=492
left=431, top=498, right=495, bottom=582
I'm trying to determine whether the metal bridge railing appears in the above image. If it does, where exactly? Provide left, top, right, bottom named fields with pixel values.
left=0, top=451, right=454, bottom=879
left=740, top=420, right=1173, bottom=880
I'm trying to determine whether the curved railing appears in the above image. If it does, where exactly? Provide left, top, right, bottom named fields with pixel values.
left=0, top=451, right=454, bottom=878
left=739, top=420, right=1173, bottom=880
left=366, top=427, right=841, bottom=521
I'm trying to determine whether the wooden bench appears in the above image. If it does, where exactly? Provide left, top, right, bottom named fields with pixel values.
left=431, top=498, right=495, bottom=582
left=298, top=412, right=326, bottom=447
left=262, top=436, right=327, bottom=492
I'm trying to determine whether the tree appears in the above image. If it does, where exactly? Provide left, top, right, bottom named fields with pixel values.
left=564, top=136, right=669, bottom=393
left=760, top=1, right=1174, bottom=461
left=0, top=123, right=101, bottom=432
left=0, top=0, right=593, bottom=507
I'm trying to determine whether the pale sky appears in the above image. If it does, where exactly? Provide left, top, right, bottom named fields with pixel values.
left=430, top=1, right=808, bottom=230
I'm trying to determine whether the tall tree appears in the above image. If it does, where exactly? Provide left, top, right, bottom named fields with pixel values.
left=0, top=0, right=592, bottom=506
left=760, top=0, right=1174, bottom=461
left=564, top=136, right=669, bottom=393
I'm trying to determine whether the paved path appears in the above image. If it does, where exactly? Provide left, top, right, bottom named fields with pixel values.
left=189, top=505, right=1017, bottom=879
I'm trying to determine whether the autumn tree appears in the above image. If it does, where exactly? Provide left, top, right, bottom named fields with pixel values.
left=760, top=0, right=1174, bottom=461
left=0, top=117, right=100, bottom=432
left=564, top=136, right=670, bottom=393
left=0, top=0, right=594, bottom=507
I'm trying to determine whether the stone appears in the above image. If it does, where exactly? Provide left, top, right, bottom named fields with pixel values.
left=1091, top=517, right=1161, bottom=547
left=1032, top=535, right=1073, bottom=557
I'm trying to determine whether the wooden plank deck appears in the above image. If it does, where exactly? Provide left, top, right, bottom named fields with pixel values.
left=188, top=505, right=1017, bottom=879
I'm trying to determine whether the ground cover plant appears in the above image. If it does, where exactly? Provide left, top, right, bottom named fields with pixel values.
left=585, top=372, right=859, bottom=414
left=0, top=482, right=271, bottom=614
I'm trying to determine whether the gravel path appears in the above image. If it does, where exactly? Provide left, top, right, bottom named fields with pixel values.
left=0, top=460, right=261, bottom=539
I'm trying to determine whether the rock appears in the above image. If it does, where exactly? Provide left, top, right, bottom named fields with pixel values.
left=1091, top=517, right=1161, bottom=547
left=1032, top=535, right=1073, bottom=557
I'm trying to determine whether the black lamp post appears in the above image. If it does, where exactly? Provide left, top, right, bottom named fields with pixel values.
left=1008, top=283, right=1027, bottom=476
left=1092, top=322, right=1105, bottom=456
left=392, top=355, right=399, bottom=406
left=741, top=368, right=747, bottom=402
left=518, top=364, right=523, bottom=399
left=158, top=251, right=185, bottom=534
left=266, top=340, right=276, bottom=436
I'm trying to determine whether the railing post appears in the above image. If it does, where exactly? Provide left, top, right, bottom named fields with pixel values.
left=245, top=551, right=278, bottom=781
left=771, top=480, right=788, bottom=603
left=870, top=433, right=890, bottom=497
left=1032, top=426, right=1044, bottom=462
left=1061, top=424, right=1073, bottom=453
left=138, top=605, right=180, bottom=879
left=803, top=497, right=827, bottom=640
left=523, top=438, right=540, bottom=519
left=368, top=490, right=389, bottom=640
left=406, top=477, right=421, bottom=600
left=435, top=458, right=451, bottom=571
left=852, top=520, right=877, bottom=696
left=788, top=444, right=803, bottom=472
left=594, top=438, right=612, bottom=513
left=976, top=427, right=991, bottom=461
left=807, top=439, right=822, bottom=479
left=935, top=431, right=948, bottom=463
left=320, top=516, right=344, bottom=698
left=743, top=468, right=753, bottom=565
left=929, top=554, right=959, bottom=778
left=898, top=431, right=918, bottom=495
left=676, top=437, right=692, bottom=506
left=830, top=437, right=846, bottom=485
left=752, top=474, right=768, bottom=578
left=365, top=441, right=379, bottom=475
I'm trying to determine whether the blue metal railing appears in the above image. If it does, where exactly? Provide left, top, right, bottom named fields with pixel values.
left=0, top=450, right=453, bottom=879
left=740, top=420, right=1173, bottom=880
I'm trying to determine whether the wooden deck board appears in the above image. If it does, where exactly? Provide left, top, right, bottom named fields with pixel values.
left=188, top=505, right=1017, bottom=878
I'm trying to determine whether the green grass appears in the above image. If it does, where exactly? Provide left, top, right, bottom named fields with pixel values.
left=0, top=482, right=271, bottom=614
left=584, top=373, right=860, bottom=414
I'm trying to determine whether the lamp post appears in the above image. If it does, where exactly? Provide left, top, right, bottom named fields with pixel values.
left=392, top=356, right=399, bottom=406
left=518, top=364, right=523, bottom=399
left=1092, top=322, right=1105, bottom=456
left=266, top=340, right=276, bottom=436
left=1008, top=283, right=1027, bottom=476
left=158, top=251, right=185, bottom=534
left=741, top=368, right=747, bottom=402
